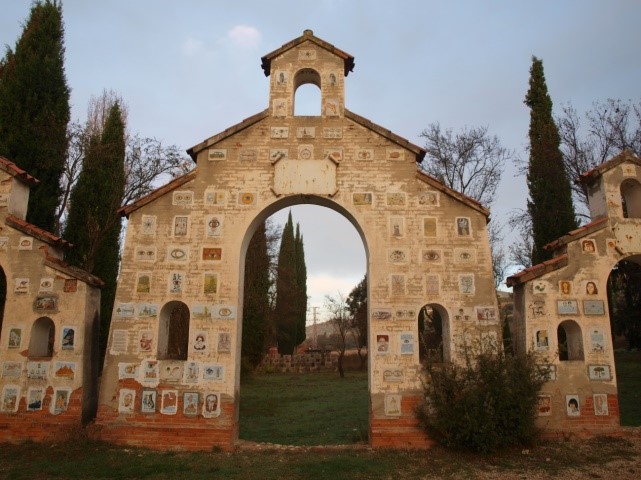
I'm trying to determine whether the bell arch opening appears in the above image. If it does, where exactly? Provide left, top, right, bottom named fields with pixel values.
left=237, top=196, right=369, bottom=446
left=293, top=68, right=321, bottom=116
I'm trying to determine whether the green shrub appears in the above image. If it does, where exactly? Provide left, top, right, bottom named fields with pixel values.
left=417, top=339, right=545, bottom=453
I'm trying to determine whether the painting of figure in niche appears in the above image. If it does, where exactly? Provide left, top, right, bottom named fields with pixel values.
left=390, top=216, right=404, bottom=237
left=456, top=217, right=471, bottom=236
left=593, top=394, right=608, bottom=416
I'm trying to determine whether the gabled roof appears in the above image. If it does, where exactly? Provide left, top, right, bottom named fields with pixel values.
left=543, top=217, right=609, bottom=252
left=344, top=109, right=426, bottom=162
left=578, top=149, right=641, bottom=187
left=261, top=29, right=355, bottom=77
left=506, top=254, right=568, bottom=287
left=5, top=214, right=72, bottom=249
left=0, top=156, right=39, bottom=186
left=187, top=108, right=427, bottom=164
left=415, top=170, right=490, bottom=219
left=118, top=170, right=197, bottom=218
left=187, top=110, right=269, bottom=161
left=44, top=256, right=104, bottom=288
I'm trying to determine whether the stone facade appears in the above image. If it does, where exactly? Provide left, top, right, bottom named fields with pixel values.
left=95, top=30, right=500, bottom=451
left=0, top=157, right=102, bottom=442
left=507, top=150, right=641, bottom=438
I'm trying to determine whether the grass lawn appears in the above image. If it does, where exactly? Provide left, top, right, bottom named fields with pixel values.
left=615, top=350, right=641, bottom=425
left=238, top=371, right=369, bottom=445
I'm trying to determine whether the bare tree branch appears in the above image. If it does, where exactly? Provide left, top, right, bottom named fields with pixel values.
left=419, top=123, right=514, bottom=208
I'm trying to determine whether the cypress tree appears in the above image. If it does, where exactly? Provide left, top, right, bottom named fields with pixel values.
left=242, top=221, right=271, bottom=368
left=64, top=102, right=126, bottom=361
left=0, top=0, right=70, bottom=232
left=294, top=224, right=307, bottom=347
left=274, top=211, right=298, bottom=354
left=525, top=56, right=577, bottom=265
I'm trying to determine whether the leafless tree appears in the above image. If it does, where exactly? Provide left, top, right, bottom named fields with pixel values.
left=419, top=123, right=514, bottom=208
left=488, top=220, right=509, bottom=289
left=325, top=292, right=351, bottom=378
left=56, top=91, right=191, bottom=233
left=508, top=209, right=533, bottom=269
left=557, top=99, right=641, bottom=218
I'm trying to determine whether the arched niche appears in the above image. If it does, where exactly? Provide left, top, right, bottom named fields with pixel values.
left=418, top=303, right=450, bottom=363
left=29, top=316, right=55, bottom=358
left=557, top=319, right=584, bottom=361
left=621, top=178, right=641, bottom=218
left=157, top=301, right=190, bottom=360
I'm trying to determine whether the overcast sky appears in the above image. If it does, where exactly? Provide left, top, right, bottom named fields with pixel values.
left=2, top=1, right=640, bottom=320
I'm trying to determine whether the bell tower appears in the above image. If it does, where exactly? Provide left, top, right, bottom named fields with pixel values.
left=261, top=29, right=354, bottom=118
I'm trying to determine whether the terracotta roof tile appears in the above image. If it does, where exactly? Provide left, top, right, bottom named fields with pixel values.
left=43, top=257, right=104, bottom=288
left=506, top=254, right=569, bottom=287
left=578, top=149, right=641, bottom=186
left=5, top=214, right=72, bottom=249
left=118, top=170, right=197, bottom=217
left=261, top=29, right=355, bottom=77
left=0, top=156, right=39, bottom=186
left=543, top=217, right=609, bottom=251
left=415, top=170, right=490, bottom=219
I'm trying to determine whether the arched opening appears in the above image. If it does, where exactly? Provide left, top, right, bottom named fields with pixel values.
left=607, top=256, right=641, bottom=425
left=157, top=301, right=190, bottom=360
left=238, top=198, right=368, bottom=446
left=557, top=320, right=584, bottom=361
left=418, top=304, right=450, bottom=363
left=29, top=317, right=55, bottom=358
left=0, top=266, right=6, bottom=339
left=621, top=179, right=641, bottom=218
left=293, top=68, right=321, bottom=116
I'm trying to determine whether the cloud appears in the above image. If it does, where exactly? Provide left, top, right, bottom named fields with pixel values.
left=181, top=37, right=206, bottom=57
left=227, top=25, right=261, bottom=49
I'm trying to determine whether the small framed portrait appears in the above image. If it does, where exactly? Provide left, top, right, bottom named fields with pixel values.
left=161, top=390, right=178, bottom=415
left=141, top=390, right=157, bottom=413
left=7, top=327, right=22, bottom=348
left=61, top=327, right=75, bottom=350
left=384, top=394, right=402, bottom=417
left=593, top=394, right=609, bottom=416
left=566, top=394, right=580, bottom=416
left=559, top=280, right=572, bottom=295
left=456, top=217, right=471, bottom=236
left=537, top=395, right=551, bottom=416
left=217, top=333, right=231, bottom=353
left=138, top=330, right=153, bottom=353
left=376, top=334, right=390, bottom=355
left=27, top=387, right=44, bottom=411
left=1, top=385, right=20, bottom=413
left=51, top=388, right=70, bottom=415
left=183, top=392, right=199, bottom=416
left=584, top=281, right=599, bottom=295
left=389, top=216, right=405, bottom=237
left=192, top=331, right=208, bottom=353
left=118, top=388, right=136, bottom=414
left=581, top=239, right=596, bottom=253
left=202, top=392, right=221, bottom=418
left=183, top=362, right=200, bottom=383
left=535, top=330, right=549, bottom=350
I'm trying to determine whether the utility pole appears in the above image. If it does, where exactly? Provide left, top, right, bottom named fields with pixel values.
left=311, top=306, right=320, bottom=348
